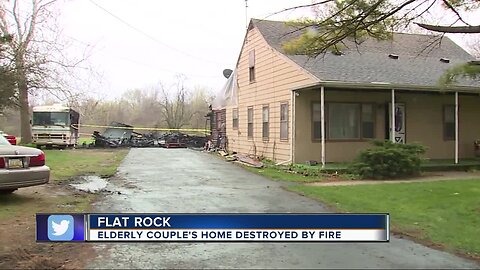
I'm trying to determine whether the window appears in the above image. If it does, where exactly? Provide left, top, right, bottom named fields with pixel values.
left=247, top=107, right=253, bottom=139
left=33, top=112, right=69, bottom=126
left=444, top=105, right=455, bottom=140
left=216, top=111, right=223, bottom=131
left=262, top=106, right=269, bottom=139
left=312, top=103, right=322, bottom=140
left=249, top=50, right=255, bottom=83
left=280, top=103, right=288, bottom=140
left=328, top=103, right=360, bottom=139
left=232, top=108, right=239, bottom=129
left=361, top=104, right=375, bottom=139
left=312, top=102, right=375, bottom=140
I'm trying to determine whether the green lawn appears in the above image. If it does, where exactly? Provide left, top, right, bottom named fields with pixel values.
left=290, top=180, right=480, bottom=258
left=0, top=148, right=128, bottom=220
left=45, top=149, right=129, bottom=181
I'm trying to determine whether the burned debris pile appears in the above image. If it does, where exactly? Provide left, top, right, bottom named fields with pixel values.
left=157, top=132, right=207, bottom=148
left=83, top=122, right=207, bottom=149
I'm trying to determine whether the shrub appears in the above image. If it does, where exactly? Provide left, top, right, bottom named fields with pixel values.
left=287, top=164, right=323, bottom=177
left=349, top=140, right=427, bottom=180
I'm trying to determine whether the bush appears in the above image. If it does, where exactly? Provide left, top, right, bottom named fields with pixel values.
left=349, top=140, right=427, bottom=180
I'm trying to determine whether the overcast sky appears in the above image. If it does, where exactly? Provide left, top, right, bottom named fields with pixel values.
left=57, top=0, right=479, bottom=100
left=59, top=0, right=316, bottom=100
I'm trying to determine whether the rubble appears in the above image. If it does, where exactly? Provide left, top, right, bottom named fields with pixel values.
left=233, top=153, right=264, bottom=168
left=158, top=132, right=208, bottom=148
left=85, top=122, right=207, bottom=149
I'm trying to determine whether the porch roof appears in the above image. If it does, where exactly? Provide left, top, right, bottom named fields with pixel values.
left=292, top=81, right=480, bottom=94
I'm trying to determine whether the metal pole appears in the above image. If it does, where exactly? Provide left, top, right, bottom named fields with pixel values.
left=321, top=86, right=326, bottom=168
left=245, top=0, right=249, bottom=30
left=455, top=91, right=459, bottom=164
left=291, top=90, right=296, bottom=164
left=391, top=89, right=395, bottom=143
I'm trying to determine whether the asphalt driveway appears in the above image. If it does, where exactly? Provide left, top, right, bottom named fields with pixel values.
left=87, top=148, right=479, bottom=269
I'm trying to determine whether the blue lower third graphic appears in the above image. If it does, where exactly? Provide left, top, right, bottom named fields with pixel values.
left=47, top=215, right=74, bottom=241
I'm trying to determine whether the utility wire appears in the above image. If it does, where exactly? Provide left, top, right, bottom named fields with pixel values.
left=65, top=35, right=220, bottom=78
left=88, top=0, right=229, bottom=66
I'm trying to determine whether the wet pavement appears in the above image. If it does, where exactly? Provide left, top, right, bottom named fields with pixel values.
left=87, top=148, right=479, bottom=269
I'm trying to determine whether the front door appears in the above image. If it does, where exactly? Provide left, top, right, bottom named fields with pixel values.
left=386, top=103, right=406, bottom=143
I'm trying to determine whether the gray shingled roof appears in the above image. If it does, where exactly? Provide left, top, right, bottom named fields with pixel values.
left=251, top=19, right=480, bottom=89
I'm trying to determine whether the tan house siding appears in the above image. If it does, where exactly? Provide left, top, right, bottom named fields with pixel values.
left=295, top=89, right=480, bottom=163
left=226, top=27, right=317, bottom=162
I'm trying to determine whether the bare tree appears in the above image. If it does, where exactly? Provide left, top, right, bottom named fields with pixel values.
left=0, top=0, right=89, bottom=143
left=158, top=78, right=193, bottom=130
left=188, top=86, right=213, bottom=129
left=46, top=80, right=212, bottom=136
left=466, top=34, right=480, bottom=58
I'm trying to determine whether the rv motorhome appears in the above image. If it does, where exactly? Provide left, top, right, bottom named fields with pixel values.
left=31, top=104, right=79, bottom=148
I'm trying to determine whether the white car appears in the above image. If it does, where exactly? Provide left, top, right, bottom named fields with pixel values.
left=0, top=135, right=50, bottom=194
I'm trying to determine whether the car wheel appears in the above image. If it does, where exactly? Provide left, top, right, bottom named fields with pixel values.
left=0, top=189, right=17, bottom=194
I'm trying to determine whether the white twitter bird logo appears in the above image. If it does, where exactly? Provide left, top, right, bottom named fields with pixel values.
left=51, top=220, right=70, bottom=236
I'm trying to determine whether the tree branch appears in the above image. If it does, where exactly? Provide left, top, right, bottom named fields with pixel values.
left=415, top=22, right=480, bottom=33
left=263, top=0, right=335, bottom=20
left=442, top=0, right=471, bottom=26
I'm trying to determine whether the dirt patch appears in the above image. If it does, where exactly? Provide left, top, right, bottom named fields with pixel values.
left=0, top=183, right=97, bottom=269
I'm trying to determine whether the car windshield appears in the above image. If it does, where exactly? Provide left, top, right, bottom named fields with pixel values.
left=0, top=134, right=11, bottom=146
left=32, top=112, right=69, bottom=126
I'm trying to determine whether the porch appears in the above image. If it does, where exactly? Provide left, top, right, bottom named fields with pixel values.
left=292, top=83, right=480, bottom=165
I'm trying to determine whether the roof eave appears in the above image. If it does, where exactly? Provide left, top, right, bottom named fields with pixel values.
left=292, top=81, right=480, bottom=94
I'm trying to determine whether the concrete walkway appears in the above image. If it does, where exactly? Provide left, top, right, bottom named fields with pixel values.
left=309, top=171, right=480, bottom=186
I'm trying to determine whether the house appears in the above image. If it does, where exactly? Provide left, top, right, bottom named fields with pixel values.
left=223, top=18, right=480, bottom=165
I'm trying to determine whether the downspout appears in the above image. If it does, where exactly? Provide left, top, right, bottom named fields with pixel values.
left=275, top=89, right=295, bottom=166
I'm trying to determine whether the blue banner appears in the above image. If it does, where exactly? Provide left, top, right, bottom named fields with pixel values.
left=88, top=213, right=388, bottom=229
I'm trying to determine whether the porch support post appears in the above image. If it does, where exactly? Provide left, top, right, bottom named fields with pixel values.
left=321, top=86, right=326, bottom=168
left=455, top=91, right=459, bottom=164
left=291, top=90, right=296, bottom=164
left=391, top=89, right=395, bottom=143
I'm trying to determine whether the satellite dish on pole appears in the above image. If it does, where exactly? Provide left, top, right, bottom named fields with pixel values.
left=223, top=69, right=233, bottom=79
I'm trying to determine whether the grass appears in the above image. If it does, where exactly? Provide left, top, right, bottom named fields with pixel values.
left=289, top=180, right=480, bottom=258
left=0, top=148, right=129, bottom=220
left=45, top=148, right=129, bottom=181
left=0, top=192, right=95, bottom=219
left=78, top=137, right=94, bottom=145
left=243, top=166, right=325, bottom=183
left=246, top=158, right=480, bottom=181
left=241, top=160, right=358, bottom=183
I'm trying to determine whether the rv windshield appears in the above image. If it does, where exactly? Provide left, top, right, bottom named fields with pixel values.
left=32, top=112, right=69, bottom=127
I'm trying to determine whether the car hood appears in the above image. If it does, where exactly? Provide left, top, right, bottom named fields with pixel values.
left=0, top=145, right=42, bottom=156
